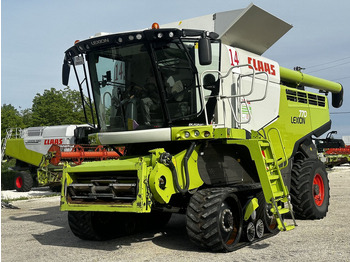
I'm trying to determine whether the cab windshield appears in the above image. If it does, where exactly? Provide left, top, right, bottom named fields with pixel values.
left=88, top=38, right=203, bottom=132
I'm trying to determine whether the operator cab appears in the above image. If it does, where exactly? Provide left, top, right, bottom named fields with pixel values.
left=62, top=27, right=220, bottom=134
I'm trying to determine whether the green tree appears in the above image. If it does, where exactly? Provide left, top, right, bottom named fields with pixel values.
left=20, top=108, right=33, bottom=127
left=31, top=86, right=87, bottom=126
left=1, top=104, right=25, bottom=138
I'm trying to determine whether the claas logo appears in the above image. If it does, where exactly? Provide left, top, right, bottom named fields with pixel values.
left=44, top=139, right=63, bottom=145
left=247, top=57, right=276, bottom=76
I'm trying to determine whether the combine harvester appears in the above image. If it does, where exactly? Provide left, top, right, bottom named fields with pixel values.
left=59, top=4, right=343, bottom=251
left=2, top=125, right=122, bottom=192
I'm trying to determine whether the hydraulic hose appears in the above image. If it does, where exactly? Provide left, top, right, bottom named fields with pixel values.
left=159, top=142, right=196, bottom=194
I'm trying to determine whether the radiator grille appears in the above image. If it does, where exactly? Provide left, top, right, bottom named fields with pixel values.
left=286, top=89, right=326, bottom=107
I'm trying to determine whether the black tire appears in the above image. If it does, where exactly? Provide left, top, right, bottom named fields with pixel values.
left=186, top=188, right=243, bottom=252
left=14, top=171, right=33, bottom=192
left=290, top=159, right=330, bottom=219
left=68, top=211, right=137, bottom=240
left=256, top=191, right=279, bottom=235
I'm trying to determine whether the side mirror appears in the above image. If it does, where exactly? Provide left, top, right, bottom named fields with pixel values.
left=62, top=61, right=70, bottom=86
left=198, top=38, right=212, bottom=65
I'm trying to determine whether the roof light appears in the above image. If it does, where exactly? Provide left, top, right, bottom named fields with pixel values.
left=152, top=23, right=160, bottom=29
left=128, top=35, right=134, bottom=41
left=136, top=34, right=142, bottom=40
left=169, top=32, right=174, bottom=38
left=117, top=37, right=123, bottom=43
left=157, top=32, right=163, bottom=39
left=74, top=40, right=80, bottom=44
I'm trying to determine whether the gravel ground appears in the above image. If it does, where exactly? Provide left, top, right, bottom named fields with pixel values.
left=1, top=166, right=350, bottom=262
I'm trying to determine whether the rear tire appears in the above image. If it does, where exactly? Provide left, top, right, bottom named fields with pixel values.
left=186, top=188, right=243, bottom=252
left=290, top=159, right=330, bottom=219
left=14, top=171, right=33, bottom=192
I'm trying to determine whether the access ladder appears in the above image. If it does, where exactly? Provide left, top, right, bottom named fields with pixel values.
left=257, top=139, right=297, bottom=231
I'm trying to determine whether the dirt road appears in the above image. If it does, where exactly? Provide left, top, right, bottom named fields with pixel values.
left=2, top=166, right=350, bottom=262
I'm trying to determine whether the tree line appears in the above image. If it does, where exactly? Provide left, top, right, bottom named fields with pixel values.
left=1, top=87, right=93, bottom=138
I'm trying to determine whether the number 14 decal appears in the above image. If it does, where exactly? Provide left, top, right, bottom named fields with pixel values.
left=229, top=49, right=239, bottom=66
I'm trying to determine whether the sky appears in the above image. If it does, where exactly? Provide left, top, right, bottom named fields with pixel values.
left=1, top=0, right=350, bottom=137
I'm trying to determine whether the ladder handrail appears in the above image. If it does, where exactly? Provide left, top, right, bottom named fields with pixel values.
left=267, top=127, right=288, bottom=169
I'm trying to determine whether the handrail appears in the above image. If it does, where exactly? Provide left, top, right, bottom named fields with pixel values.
left=199, top=64, right=256, bottom=127
left=245, top=71, right=269, bottom=102
left=267, top=127, right=288, bottom=169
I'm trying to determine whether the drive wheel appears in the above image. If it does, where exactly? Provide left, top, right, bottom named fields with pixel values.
left=186, top=188, right=243, bottom=252
left=68, top=211, right=137, bottom=240
left=14, top=171, right=33, bottom=192
left=290, top=159, right=330, bottom=219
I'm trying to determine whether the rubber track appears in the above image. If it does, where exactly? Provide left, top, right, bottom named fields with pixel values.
left=290, top=159, right=329, bottom=219
left=186, top=188, right=235, bottom=252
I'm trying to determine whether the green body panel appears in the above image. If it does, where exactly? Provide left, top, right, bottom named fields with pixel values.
left=5, top=139, right=43, bottom=166
left=243, top=197, right=259, bottom=221
left=60, top=146, right=204, bottom=212
left=213, top=128, right=248, bottom=139
left=60, top=158, right=152, bottom=213
left=149, top=146, right=203, bottom=203
left=265, top=85, right=329, bottom=160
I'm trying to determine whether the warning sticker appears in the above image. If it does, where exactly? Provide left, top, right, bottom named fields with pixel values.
left=241, top=99, right=251, bottom=122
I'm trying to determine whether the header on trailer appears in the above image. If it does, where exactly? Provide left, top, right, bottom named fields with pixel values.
left=162, top=4, right=293, bottom=55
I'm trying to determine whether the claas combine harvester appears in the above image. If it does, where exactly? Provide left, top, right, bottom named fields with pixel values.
left=2, top=125, right=122, bottom=192
left=59, top=4, right=343, bottom=251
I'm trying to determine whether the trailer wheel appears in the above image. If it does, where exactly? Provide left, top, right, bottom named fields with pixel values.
left=290, top=159, right=330, bottom=219
left=186, top=188, right=243, bottom=252
left=68, top=211, right=137, bottom=240
left=14, top=171, right=33, bottom=192
left=256, top=191, right=279, bottom=235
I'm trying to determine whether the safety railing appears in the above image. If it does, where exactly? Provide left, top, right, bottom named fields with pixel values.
left=199, top=64, right=269, bottom=128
